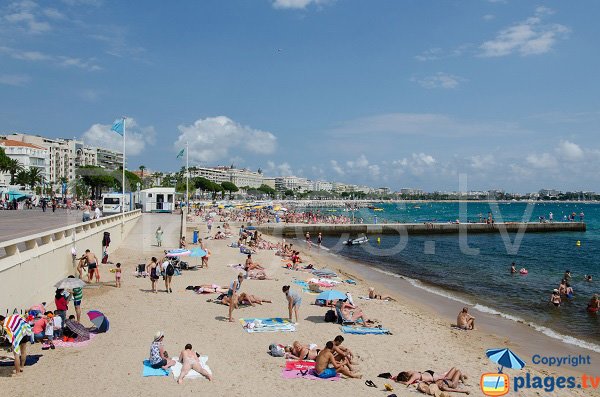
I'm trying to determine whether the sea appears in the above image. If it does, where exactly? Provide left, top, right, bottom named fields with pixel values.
left=312, top=202, right=600, bottom=351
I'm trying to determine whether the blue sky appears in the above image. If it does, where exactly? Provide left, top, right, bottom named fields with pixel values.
left=1, top=0, right=600, bottom=192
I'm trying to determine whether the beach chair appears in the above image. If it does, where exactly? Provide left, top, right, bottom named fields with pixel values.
left=334, top=304, right=356, bottom=325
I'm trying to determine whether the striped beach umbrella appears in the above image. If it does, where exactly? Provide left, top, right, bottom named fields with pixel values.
left=165, top=248, right=191, bottom=257
left=486, top=348, right=525, bottom=372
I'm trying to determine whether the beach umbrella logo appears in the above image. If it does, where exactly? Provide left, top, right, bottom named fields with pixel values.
left=87, top=310, right=109, bottom=333
left=481, top=348, right=525, bottom=396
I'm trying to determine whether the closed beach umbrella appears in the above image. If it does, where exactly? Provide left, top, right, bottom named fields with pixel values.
left=486, top=348, right=525, bottom=372
left=165, top=249, right=191, bottom=257
left=87, top=310, right=109, bottom=333
left=54, top=277, right=86, bottom=290
left=316, top=290, right=347, bottom=302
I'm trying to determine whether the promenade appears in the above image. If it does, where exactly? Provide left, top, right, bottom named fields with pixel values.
left=0, top=209, right=82, bottom=243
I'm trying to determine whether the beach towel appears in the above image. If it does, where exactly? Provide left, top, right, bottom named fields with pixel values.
left=239, top=318, right=296, bottom=333
left=341, top=325, right=391, bottom=335
left=170, top=355, right=212, bottom=380
left=281, top=368, right=341, bottom=381
left=142, top=360, right=170, bottom=377
left=2, top=315, right=32, bottom=354
left=53, top=333, right=96, bottom=347
left=285, top=360, right=315, bottom=371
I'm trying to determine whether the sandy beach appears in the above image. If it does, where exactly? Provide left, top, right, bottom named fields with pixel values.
left=1, top=213, right=599, bottom=397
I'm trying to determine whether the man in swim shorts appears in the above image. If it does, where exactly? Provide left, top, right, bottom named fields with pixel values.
left=82, top=249, right=99, bottom=283
left=314, top=341, right=361, bottom=379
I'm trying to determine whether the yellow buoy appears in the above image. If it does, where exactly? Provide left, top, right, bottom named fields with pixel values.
left=576, top=240, right=581, bottom=247
left=377, top=237, right=381, bottom=244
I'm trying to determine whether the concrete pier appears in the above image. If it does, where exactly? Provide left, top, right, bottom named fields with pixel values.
left=258, top=222, right=586, bottom=238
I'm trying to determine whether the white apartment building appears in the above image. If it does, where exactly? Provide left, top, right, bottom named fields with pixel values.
left=2, top=133, right=122, bottom=188
left=0, top=139, right=50, bottom=186
left=275, top=176, right=310, bottom=192
left=227, top=168, right=264, bottom=188
left=311, top=180, right=333, bottom=192
left=189, top=167, right=229, bottom=184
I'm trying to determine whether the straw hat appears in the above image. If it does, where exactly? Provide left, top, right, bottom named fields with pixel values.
left=154, top=331, right=164, bottom=341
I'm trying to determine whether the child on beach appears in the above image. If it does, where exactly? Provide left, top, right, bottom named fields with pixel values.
left=115, top=263, right=122, bottom=288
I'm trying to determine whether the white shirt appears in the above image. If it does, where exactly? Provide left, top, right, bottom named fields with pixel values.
left=94, top=207, right=102, bottom=219
left=53, top=316, right=62, bottom=330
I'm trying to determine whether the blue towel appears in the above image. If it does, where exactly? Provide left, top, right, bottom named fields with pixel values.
left=142, top=360, right=169, bottom=377
left=293, top=280, right=308, bottom=288
left=341, top=326, right=390, bottom=335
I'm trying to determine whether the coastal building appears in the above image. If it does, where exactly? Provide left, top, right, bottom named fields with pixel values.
left=0, top=139, right=50, bottom=186
left=262, top=177, right=276, bottom=189
left=1, top=133, right=122, bottom=189
left=275, top=176, right=310, bottom=192
left=539, top=189, right=562, bottom=198
left=96, top=147, right=123, bottom=171
left=311, top=180, right=333, bottom=192
left=189, top=166, right=229, bottom=184
left=227, top=168, right=264, bottom=188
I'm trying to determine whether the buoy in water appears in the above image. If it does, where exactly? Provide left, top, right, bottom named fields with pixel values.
left=377, top=237, right=381, bottom=244
left=576, top=240, right=581, bottom=247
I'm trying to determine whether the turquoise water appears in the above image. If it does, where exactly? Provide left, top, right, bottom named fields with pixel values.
left=318, top=202, right=600, bottom=348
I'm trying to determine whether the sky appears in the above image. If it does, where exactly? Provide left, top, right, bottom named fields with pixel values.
left=1, top=0, right=600, bottom=193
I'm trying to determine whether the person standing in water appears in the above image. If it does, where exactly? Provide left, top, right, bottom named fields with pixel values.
left=510, top=262, right=517, bottom=274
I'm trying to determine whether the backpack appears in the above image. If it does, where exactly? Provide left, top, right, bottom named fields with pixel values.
left=166, top=263, right=175, bottom=276
left=324, top=309, right=337, bottom=323
left=269, top=344, right=285, bottom=357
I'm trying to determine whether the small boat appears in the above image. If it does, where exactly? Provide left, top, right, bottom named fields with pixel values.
left=373, top=208, right=384, bottom=211
left=343, top=236, right=369, bottom=246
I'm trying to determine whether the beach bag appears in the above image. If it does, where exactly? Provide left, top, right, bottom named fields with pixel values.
left=269, top=344, right=285, bottom=357
left=324, top=309, right=337, bottom=323
left=166, top=263, right=175, bottom=276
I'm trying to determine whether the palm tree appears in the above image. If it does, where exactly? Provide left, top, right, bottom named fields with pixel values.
left=7, top=159, right=23, bottom=185
left=27, top=167, right=43, bottom=190
left=15, top=169, right=28, bottom=187
left=139, top=165, right=146, bottom=178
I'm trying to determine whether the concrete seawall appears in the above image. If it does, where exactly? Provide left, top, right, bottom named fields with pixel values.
left=258, top=222, right=586, bottom=238
left=0, top=210, right=141, bottom=312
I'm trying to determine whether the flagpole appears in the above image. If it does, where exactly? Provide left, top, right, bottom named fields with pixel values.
left=122, top=117, right=126, bottom=224
left=185, top=141, right=189, bottom=213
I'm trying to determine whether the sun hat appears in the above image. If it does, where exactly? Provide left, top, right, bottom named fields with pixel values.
left=154, top=331, right=164, bottom=341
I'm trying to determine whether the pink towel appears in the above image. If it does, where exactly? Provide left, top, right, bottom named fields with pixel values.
left=53, top=333, right=96, bottom=347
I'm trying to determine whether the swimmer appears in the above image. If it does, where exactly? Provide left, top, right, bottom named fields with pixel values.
left=510, top=262, right=516, bottom=274
left=550, top=289, right=561, bottom=307
left=585, top=275, right=593, bottom=282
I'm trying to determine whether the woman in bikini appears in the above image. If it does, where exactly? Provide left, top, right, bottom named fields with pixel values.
left=177, top=343, right=212, bottom=384
left=146, top=257, right=160, bottom=293
left=416, top=368, right=470, bottom=394
left=394, top=367, right=466, bottom=385
left=286, top=341, right=320, bottom=360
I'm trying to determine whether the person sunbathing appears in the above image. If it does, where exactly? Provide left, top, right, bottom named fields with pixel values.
left=193, top=284, right=229, bottom=294
left=214, top=231, right=226, bottom=240
left=368, top=287, right=396, bottom=301
left=336, top=300, right=374, bottom=324
left=456, top=307, right=475, bottom=330
left=244, top=254, right=264, bottom=271
left=394, top=367, right=466, bottom=386
left=285, top=341, right=320, bottom=360
left=176, top=344, right=212, bottom=384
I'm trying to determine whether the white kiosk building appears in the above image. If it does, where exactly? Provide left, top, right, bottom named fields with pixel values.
left=139, top=187, right=175, bottom=213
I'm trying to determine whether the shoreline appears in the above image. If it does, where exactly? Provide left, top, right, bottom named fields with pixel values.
left=297, top=241, right=600, bottom=378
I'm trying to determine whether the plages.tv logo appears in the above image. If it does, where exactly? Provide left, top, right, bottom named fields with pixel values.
left=481, top=348, right=525, bottom=397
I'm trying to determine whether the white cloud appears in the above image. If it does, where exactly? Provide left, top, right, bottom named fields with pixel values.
left=414, top=47, right=443, bottom=61
left=479, top=8, right=569, bottom=57
left=415, top=44, right=471, bottom=62
left=0, top=73, right=30, bottom=86
left=0, top=46, right=101, bottom=71
left=3, top=1, right=52, bottom=34
left=330, top=113, right=528, bottom=138
left=266, top=161, right=293, bottom=176
left=411, top=72, right=465, bottom=89
left=483, top=14, right=495, bottom=21
left=81, top=118, right=155, bottom=156
left=175, top=116, right=277, bottom=163
left=556, top=140, right=584, bottom=161
left=392, top=153, right=437, bottom=176
left=42, top=8, right=64, bottom=19
left=470, top=154, right=495, bottom=170
left=330, top=160, right=344, bottom=176
left=271, top=0, right=331, bottom=9
left=526, top=152, right=557, bottom=169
